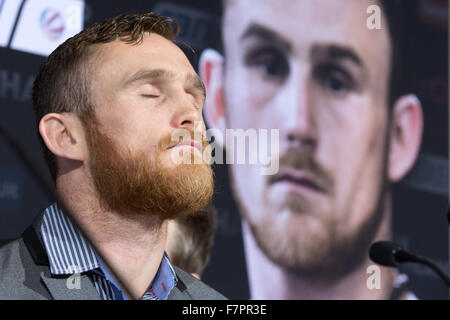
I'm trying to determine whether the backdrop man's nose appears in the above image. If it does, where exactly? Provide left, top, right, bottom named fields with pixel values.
left=278, top=65, right=317, bottom=152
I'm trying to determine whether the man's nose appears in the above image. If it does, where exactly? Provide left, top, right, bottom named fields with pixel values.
left=171, top=91, right=203, bottom=132
left=279, top=70, right=317, bottom=151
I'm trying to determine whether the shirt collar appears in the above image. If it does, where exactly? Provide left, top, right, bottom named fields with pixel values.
left=143, top=251, right=178, bottom=300
left=95, top=251, right=178, bottom=300
left=40, top=202, right=178, bottom=300
left=40, top=202, right=99, bottom=275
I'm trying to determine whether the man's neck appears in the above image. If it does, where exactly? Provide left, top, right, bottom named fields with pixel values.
left=57, top=173, right=167, bottom=300
left=242, top=205, right=396, bottom=300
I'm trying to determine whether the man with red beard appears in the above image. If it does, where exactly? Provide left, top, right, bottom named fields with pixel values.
left=0, top=13, right=225, bottom=300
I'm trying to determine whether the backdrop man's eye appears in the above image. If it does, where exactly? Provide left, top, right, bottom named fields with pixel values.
left=314, top=64, right=355, bottom=96
left=244, top=47, right=289, bottom=80
left=325, top=74, right=347, bottom=92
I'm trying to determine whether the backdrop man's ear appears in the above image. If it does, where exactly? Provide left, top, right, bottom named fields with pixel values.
left=387, top=94, right=423, bottom=183
left=199, top=48, right=227, bottom=149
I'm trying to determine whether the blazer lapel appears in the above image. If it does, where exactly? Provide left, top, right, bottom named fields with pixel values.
left=23, top=209, right=100, bottom=300
left=168, top=286, right=191, bottom=300
left=40, top=269, right=100, bottom=300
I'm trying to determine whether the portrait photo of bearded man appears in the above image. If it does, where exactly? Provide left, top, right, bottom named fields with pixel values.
left=199, top=0, right=433, bottom=300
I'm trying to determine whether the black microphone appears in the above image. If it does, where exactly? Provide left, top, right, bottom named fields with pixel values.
left=369, top=241, right=450, bottom=287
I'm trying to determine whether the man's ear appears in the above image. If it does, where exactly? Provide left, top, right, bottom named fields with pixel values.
left=388, top=94, right=423, bottom=182
left=199, top=48, right=226, bottom=149
left=39, top=113, right=87, bottom=163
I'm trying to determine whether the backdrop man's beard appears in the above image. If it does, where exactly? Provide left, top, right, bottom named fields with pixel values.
left=81, top=114, right=214, bottom=221
left=235, top=147, right=390, bottom=282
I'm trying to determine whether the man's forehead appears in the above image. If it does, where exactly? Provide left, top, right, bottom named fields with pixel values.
left=223, top=0, right=390, bottom=64
left=90, top=33, right=195, bottom=85
left=98, top=33, right=186, bottom=62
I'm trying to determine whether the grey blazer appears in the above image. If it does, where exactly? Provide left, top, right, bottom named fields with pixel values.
left=0, top=212, right=227, bottom=300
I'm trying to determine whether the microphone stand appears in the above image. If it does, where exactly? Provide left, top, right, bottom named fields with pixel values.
left=395, top=249, right=450, bottom=287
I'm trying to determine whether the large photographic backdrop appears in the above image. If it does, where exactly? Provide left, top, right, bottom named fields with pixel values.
left=0, top=0, right=448, bottom=299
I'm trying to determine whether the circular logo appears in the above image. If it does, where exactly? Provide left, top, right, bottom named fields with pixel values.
left=40, top=8, right=65, bottom=40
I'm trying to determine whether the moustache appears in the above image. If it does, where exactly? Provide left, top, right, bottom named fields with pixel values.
left=157, top=129, right=210, bottom=153
left=268, top=148, right=334, bottom=194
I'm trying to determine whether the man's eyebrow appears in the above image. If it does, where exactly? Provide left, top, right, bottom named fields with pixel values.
left=124, top=68, right=206, bottom=98
left=186, top=73, right=206, bottom=100
left=240, top=23, right=292, bottom=53
left=123, top=68, right=175, bottom=86
left=311, top=45, right=363, bottom=67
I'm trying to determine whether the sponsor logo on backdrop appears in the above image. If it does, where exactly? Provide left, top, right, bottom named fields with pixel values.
left=0, top=0, right=22, bottom=47
left=0, top=69, right=34, bottom=102
left=40, top=8, right=65, bottom=40
left=0, top=0, right=84, bottom=56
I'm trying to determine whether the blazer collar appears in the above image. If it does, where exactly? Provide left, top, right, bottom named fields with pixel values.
left=22, top=210, right=49, bottom=266
left=21, top=206, right=189, bottom=300
left=39, top=269, right=101, bottom=300
left=22, top=209, right=100, bottom=300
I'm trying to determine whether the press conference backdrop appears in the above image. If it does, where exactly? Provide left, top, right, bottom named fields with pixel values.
left=0, top=0, right=448, bottom=300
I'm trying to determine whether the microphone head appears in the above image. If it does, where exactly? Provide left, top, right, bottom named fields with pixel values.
left=369, top=241, right=403, bottom=267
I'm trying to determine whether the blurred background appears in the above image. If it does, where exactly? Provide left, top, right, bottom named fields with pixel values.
left=0, top=0, right=448, bottom=299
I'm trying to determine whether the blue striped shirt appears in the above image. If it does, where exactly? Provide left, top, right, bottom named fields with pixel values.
left=40, top=202, right=178, bottom=300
